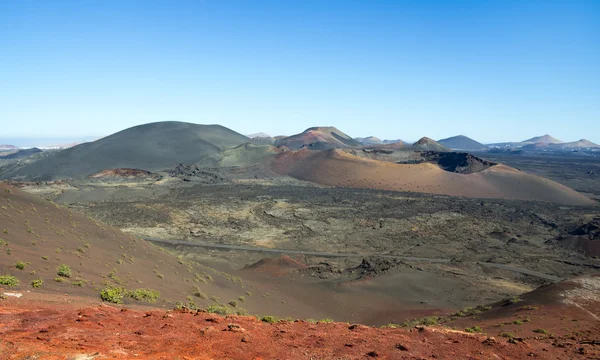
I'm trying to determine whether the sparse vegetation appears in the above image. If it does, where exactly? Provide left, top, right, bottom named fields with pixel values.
left=0, top=275, right=19, bottom=287
left=499, top=331, right=515, bottom=338
left=192, top=285, right=207, bottom=299
left=533, top=328, right=549, bottom=335
left=238, top=296, right=245, bottom=303
left=228, top=300, right=238, bottom=308
left=129, top=288, right=160, bottom=303
left=261, top=316, right=280, bottom=324
left=31, top=279, right=43, bottom=288
left=54, top=277, right=68, bottom=283
left=15, top=261, right=28, bottom=270
left=319, top=318, right=334, bottom=324
left=465, top=326, right=482, bottom=333
left=207, top=304, right=232, bottom=315
left=57, top=264, right=72, bottom=277
left=402, top=316, right=440, bottom=327
left=100, top=286, right=128, bottom=304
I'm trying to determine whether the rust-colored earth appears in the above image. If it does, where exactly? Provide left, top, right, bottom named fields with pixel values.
left=1, top=281, right=599, bottom=360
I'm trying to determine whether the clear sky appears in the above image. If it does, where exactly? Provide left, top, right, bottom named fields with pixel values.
left=1, top=0, right=598, bottom=144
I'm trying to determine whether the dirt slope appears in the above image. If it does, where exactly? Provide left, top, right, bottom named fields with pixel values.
left=0, top=183, right=300, bottom=313
left=0, top=121, right=250, bottom=180
left=270, top=149, right=595, bottom=205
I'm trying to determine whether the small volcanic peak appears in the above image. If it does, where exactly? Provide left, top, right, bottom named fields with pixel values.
left=411, top=137, right=451, bottom=152
left=554, top=139, right=600, bottom=148
left=414, top=137, right=435, bottom=145
left=88, top=168, right=158, bottom=179
left=437, top=135, right=487, bottom=151
left=523, top=134, right=561, bottom=144
left=274, top=126, right=360, bottom=150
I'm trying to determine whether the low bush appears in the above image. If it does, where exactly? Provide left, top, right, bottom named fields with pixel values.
left=57, top=264, right=72, bottom=278
left=15, top=261, right=28, bottom=270
left=31, top=279, right=43, bottom=288
left=207, top=304, right=232, bottom=315
left=100, top=286, right=128, bottom=304
left=129, top=288, right=160, bottom=303
left=0, top=275, right=19, bottom=287
left=464, top=326, right=482, bottom=333
left=261, top=316, right=280, bottom=324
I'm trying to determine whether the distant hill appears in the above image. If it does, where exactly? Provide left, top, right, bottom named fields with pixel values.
left=275, top=126, right=360, bottom=150
left=523, top=134, right=561, bottom=144
left=550, top=139, right=600, bottom=149
left=247, top=132, right=271, bottom=138
left=382, top=139, right=404, bottom=145
left=355, top=136, right=384, bottom=145
left=437, top=135, right=487, bottom=151
left=0, top=147, right=43, bottom=159
left=0, top=144, right=18, bottom=150
left=0, top=121, right=250, bottom=180
left=270, top=149, right=594, bottom=205
left=410, top=137, right=451, bottom=152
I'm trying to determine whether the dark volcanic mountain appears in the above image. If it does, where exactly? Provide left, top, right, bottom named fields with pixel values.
left=437, top=135, right=487, bottom=151
left=275, top=126, right=360, bottom=150
left=0, top=121, right=249, bottom=180
left=0, top=148, right=43, bottom=159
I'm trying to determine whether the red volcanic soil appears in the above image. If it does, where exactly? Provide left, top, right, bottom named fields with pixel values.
left=0, top=293, right=596, bottom=360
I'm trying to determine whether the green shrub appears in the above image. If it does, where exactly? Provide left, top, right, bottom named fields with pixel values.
left=261, top=316, right=280, bottom=324
left=402, top=316, right=440, bottom=327
left=238, top=296, right=246, bottom=303
left=100, top=286, right=128, bottom=304
left=129, top=288, right=160, bottom=303
left=513, top=320, right=523, bottom=325
left=0, top=275, right=19, bottom=287
left=319, top=318, right=334, bottom=324
left=15, top=261, right=28, bottom=270
left=192, top=285, right=207, bottom=299
left=499, top=331, right=514, bottom=338
left=465, top=326, right=482, bottom=333
left=207, top=304, right=232, bottom=315
left=54, top=277, right=68, bottom=283
left=235, top=308, right=249, bottom=316
left=31, top=279, right=43, bottom=288
left=381, top=323, right=399, bottom=329
left=57, top=264, right=72, bottom=278
left=41, top=256, right=49, bottom=260
left=533, top=328, right=549, bottom=334
left=228, top=300, right=238, bottom=308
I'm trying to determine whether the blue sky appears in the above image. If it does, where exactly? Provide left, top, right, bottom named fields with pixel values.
left=1, top=0, right=598, bottom=144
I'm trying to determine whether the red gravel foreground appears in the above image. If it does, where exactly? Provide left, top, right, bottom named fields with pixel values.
left=0, top=298, right=595, bottom=360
